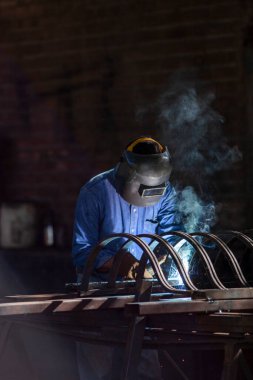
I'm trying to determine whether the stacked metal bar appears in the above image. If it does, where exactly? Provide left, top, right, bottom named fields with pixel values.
left=0, top=230, right=253, bottom=379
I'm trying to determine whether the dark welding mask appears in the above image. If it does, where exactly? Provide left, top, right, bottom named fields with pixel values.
left=115, top=137, right=172, bottom=206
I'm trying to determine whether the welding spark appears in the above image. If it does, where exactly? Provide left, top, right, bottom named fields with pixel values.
left=167, top=239, right=194, bottom=286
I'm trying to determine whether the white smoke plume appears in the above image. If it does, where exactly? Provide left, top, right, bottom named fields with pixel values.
left=145, top=71, right=244, bottom=285
left=176, top=186, right=216, bottom=233
left=156, top=71, right=242, bottom=233
left=158, top=74, right=242, bottom=180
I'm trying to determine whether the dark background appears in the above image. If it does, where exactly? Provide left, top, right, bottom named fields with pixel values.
left=0, top=2, right=252, bottom=379
left=0, top=0, right=252, bottom=293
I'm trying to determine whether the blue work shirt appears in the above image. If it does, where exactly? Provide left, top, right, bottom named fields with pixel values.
left=72, top=169, right=182, bottom=270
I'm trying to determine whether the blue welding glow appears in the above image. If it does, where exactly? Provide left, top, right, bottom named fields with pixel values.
left=167, top=239, right=194, bottom=286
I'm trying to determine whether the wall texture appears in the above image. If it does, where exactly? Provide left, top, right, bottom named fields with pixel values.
left=0, top=0, right=252, bottom=245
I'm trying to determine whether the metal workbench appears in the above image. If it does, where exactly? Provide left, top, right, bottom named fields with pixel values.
left=0, top=230, right=253, bottom=380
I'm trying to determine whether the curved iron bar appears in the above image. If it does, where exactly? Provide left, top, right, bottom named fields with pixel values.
left=106, top=245, right=131, bottom=288
left=80, top=233, right=191, bottom=295
left=190, top=232, right=248, bottom=287
left=218, top=230, right=253, bottom=251
left=217, top=231, right=253, bottom=283
left=135, top=254, right=150, bottom=296
left=107, top=234, right=197, bottom=291
left=161, top=231, right=227, bottom=290
left=138, top=234, right=198, bottom=291
left=107, top=240, right=151, bottom=289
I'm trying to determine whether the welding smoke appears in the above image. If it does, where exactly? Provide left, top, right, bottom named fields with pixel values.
left=176, top=186, right=216, bottom=233
left=158, top=73, right=242, bottom=180
left=155, top=70, right=242, bottom=232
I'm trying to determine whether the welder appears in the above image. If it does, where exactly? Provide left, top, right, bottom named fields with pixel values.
left=72, top=136, right=182, bottom=280
left=72, top=136, right=182, bottom=380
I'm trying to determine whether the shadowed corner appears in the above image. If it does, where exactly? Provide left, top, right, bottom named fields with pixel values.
left=0, top=255, right=79, bottom=380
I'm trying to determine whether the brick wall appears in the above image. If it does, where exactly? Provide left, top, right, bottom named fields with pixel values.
left=0, top=0, right=252, bottom=244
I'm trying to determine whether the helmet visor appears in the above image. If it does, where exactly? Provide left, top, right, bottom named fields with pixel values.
left=139, top=183, right=167, bottom=198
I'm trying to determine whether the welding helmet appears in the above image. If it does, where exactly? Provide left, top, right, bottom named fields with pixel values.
left=115, top=136, right=172, bottom=206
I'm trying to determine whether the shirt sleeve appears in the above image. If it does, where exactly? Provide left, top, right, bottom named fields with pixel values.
left=156, top=185, right=184, bottom=245
left=72, top=187, right=116, bottom=270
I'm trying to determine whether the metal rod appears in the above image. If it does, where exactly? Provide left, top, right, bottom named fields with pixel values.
left=81, top=233, right=191, bottom=295
left=138, top=234, right=198, bottom=291
left=161, top=231, right=227, bottom=290
left=191, top=232, right=248, bottom=287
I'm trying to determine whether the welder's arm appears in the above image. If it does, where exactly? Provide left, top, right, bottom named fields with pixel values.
left=156, top=185, right=184, bottom=244
left=72, top=189, right=153, bottom=279
left=72, top=188, right=116, bottom=271
left=72, top=190, right=152, bottom=278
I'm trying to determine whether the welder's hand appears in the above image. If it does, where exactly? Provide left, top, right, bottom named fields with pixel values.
left=146, top=254, right=167, bottom=277
left=125, top=260, right=154, bottom=280
left=97, top=251, right=153, bottom=279
left=157, top=254, right=167, bottom=265
left=118, top=252, right=153, bottom=279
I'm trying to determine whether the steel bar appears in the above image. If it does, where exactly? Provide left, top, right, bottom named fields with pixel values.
left=138, top=234, right=198, bottom=291
left=134, top=254, right=150, bottom=299
left=107, top=246, right=132, bottom=288
left=0, top=295, right=136, bottom=316
left=5, top=316, right=253, bottom=348
left=79, top=230, right=253, bottom=295
left=120, top=316, right=146, bottom=380
left=192, top=288, right=253, bottom=301
left=147, top=312, right=253, bottom=335
left=125, top=297, right=253, bottom=316
left=161, top=231, right=227, bottom=289
left=81, top=233, right=191, bottom=295
left=237, top=349, right=253, bottom=380
left=221, top=344, right=239, bottom=380
left=134, top=277, right=153, bottom=302
left=0, top=229, right=253, bottom=380
left=162, top=350, right=190, bottom=380
left=219, top=231, right=253, bottom=251
left=191, top=232, right=248, bottom=287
